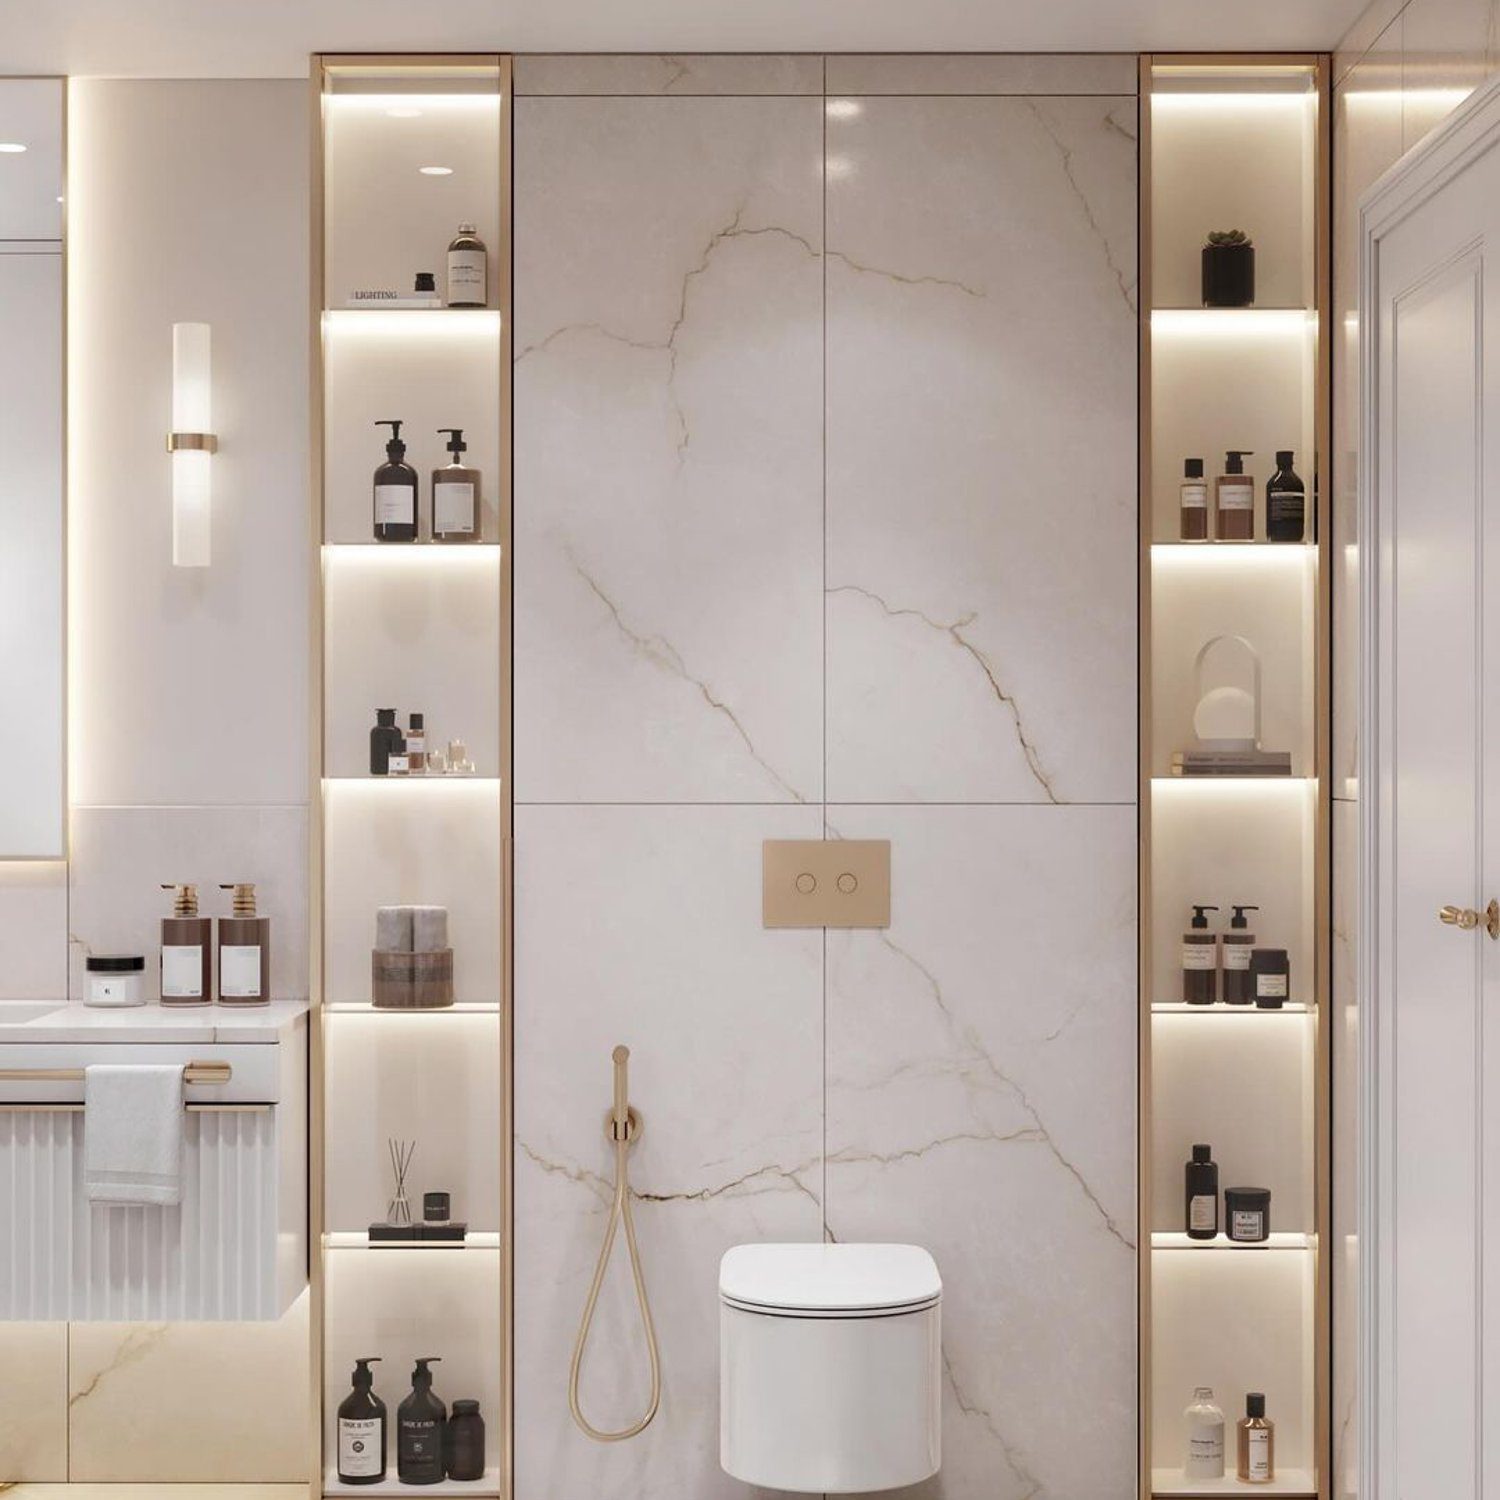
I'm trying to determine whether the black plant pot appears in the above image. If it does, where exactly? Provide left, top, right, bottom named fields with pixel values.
left=1201, top=243, right=1255, bottom=307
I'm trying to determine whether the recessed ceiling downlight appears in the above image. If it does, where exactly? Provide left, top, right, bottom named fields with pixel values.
left=387, top=107, right=423, bottom=118
left=0, top=143, right=27, bottom=154
left=419, top=165, right=453, bottom=176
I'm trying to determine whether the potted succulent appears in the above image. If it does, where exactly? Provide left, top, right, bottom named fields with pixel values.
left=1201, top=228, right=1255, bottom=308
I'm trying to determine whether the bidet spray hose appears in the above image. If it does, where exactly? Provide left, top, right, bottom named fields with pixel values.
left=568, top=1045, right=661, bottom=1442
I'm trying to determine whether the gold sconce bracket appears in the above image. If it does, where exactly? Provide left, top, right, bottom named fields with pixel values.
left=167, top=432, right=218, bottom=453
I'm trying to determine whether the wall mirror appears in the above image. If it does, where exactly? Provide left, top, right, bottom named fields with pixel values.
left=0, top=78, right=64, bottom=856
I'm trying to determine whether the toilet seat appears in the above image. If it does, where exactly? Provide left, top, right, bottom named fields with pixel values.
left=719, top=1242, right=942, bottom=1317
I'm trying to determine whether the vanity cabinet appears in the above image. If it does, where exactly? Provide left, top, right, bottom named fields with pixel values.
left=0, top=1004, right=307, bottom=1320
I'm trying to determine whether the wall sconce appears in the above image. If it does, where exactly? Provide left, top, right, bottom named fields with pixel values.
left=167, top=322, right=216, bottom=567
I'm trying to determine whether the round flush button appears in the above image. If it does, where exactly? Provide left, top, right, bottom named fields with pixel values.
left=795, top=872, right=817, bottom=894
left=837, top=872, right=858, bottom=894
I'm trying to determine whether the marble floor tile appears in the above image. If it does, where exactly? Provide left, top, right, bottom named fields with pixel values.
left=826, top=95, right=1137, bottom=804
left=514, top=803, right=824, bottom=1498
left=825, top=804, right=1137, bottom=1500
left=514, top=96, right=824, bottom=804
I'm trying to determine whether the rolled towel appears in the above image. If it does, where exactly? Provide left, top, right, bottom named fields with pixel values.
left=411, top=906, right=449, bottom=953
left=376, top=906, right=413, bottom=952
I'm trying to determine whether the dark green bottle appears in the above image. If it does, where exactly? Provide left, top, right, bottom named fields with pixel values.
left=337, top=1357, right=386, bottom=1486
left=397, top=1357, right=446, bottom=1485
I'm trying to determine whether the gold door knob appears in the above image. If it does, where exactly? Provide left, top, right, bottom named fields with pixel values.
left=1438, top=901, right=1500, bottom=938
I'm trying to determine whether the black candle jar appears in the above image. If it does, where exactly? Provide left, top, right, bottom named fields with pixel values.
left=445, top=1399, right=485, bottom=1481
left=1225, top=1186, right=1271, bottom=1243
left=1202, top=235, right=1256, bottom=308
left=1249, top=948, right=1290, bottom=1009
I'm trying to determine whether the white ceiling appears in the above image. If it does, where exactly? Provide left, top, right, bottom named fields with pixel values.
left=1, top=0, right=1373, bottom=79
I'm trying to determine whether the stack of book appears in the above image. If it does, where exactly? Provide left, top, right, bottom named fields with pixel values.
left=1172, top=748, right=1292, bottom=777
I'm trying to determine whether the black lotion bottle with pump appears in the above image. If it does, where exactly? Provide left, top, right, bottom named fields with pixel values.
left=337, top=1357, right=387, bottom=1486
left=398, top=1357, right=447, bottom=1485
left=373, top=419, right=419, bottom=543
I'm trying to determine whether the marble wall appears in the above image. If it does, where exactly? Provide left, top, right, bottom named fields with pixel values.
left=1330, top=4, right=1499, bottom=1495
left=513, top=53, right=1139, bottom=1500
left=0, top=79, right=312, bottom=1485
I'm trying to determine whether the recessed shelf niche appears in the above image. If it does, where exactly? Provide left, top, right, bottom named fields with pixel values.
left=313, top=52, right=513, bottom=1500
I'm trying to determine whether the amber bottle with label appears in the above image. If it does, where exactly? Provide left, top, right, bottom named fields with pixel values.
left=1221, top=904, right=1259, bottom=1005
left=1237, top=1393, right=1275, bottom=1483
left=159, top=883, right=212, bottom=1006
left=217, top=883, right=270, bottom=1006
left=431, top=429, right=481, bottom=543
left=1180, top=457, right=1209, bottom=541
left=1182, top=904, right=1220, bottom=1005
left=1215, top=450, right=1255, bottom=540
left=373, top=420, right=418, bottom=543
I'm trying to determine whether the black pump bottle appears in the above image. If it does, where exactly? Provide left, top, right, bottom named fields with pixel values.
left=1266, top=450, right=1306, bottom=543
left=1183, top=904, right=1220, bottom=1006
left=373, top=419, right=419, bottom=543
left=397, top=1357, right=447, bottom=1485
left=337, top=1357, right=387, bottom=1485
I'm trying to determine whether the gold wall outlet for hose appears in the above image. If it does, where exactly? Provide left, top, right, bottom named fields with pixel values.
left=762, top=839, right=891, bottom=928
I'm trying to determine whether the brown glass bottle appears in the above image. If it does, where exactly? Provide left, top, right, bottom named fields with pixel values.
left=217, top=883, right=270, bottom=1006
left=431, top=429, right=482, bottom=543
left=373, top=420, right=418, bottom=543
left=1180, top=457, right=1209, bottom=541
left=1182, top=904, right=1219, bottom=1004
left=1215, top=450, right=1255, bottom=540
left=1237, top=1393, right=1275, bottom=1483
left=1221, top=904, right=1259, bottom=1004
left=160, top=883, right=212, bottom=1006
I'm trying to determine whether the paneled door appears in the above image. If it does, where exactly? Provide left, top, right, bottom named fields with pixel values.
left=1364, top=73, right=1500, bottom=1500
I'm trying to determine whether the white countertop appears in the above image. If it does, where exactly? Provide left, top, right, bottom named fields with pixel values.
left=0, top=1000, right=309, bottom=1044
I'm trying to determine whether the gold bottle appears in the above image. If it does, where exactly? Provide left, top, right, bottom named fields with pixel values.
left=1237, top=1392, right=1275, bottom=1483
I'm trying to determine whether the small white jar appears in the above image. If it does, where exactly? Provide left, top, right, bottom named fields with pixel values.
left=86, top=955, right=147, bottom=1007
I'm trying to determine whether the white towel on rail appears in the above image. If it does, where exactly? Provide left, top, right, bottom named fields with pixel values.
left=84, top=1064, right=185, bottom=1206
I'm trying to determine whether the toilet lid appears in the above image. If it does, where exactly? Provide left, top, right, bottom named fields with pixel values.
left=719, top=1243, right=941, bottom=1315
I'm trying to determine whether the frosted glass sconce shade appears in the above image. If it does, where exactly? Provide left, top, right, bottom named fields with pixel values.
left=168, top=321, right=215, bottom=567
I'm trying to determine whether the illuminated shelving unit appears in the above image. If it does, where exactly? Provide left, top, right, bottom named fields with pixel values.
left=1140, top=55, right=1330, bottom=1500
left=311, top=53, right=512, bottom=1500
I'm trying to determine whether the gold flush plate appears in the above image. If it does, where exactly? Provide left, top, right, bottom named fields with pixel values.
left=762, top=839, right=891, bottom=929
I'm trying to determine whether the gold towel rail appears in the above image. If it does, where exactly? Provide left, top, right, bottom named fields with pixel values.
left=0, top=1060, right=232, bottom=1086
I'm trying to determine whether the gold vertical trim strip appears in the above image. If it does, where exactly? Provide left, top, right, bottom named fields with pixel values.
left=1136, top=50, right=1154, bottom=1500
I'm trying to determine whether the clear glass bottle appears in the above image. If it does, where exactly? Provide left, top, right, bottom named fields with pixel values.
left=1185, top=1386, right=1226, bottom=1480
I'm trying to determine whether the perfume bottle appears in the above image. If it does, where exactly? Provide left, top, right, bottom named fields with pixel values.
left=1237, top=1392, right=1275, bottom=1483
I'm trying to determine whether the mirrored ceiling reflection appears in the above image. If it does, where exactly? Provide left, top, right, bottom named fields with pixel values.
left=0, top=77, right=63, bottom=240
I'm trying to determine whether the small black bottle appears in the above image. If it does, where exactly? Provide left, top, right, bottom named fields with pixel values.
left=445, top=1398, right=486, bottom=1482
left=1266, top=450, right=1306, bottom=543
left=397, top=1357, right=447, bottom=1486
left=1186, top=1143, right=1219, bottom=1240
left=373, top=419, right=419, bottom=543
left=338, top=1357, right=387, bottom=1486
left=369, top=709, right=403, bottom=776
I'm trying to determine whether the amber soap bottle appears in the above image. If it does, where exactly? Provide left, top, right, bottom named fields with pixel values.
left=1215, top=450, right=1255, bottom=540
left=373, top=420, right=418, bottom=543
left=1237, top=1392, right=1275, bottom=1483
left=217, top=883, right=270, bottom=1006
left=159, top=883, right=212, bottom=1006
left=431, top=428, right=481, bottom=543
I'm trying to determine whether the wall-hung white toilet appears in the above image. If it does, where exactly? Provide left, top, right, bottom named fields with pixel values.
left=719, top=1242, right=941, bottom=1494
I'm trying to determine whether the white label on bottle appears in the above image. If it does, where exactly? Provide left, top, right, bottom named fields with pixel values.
left=339, top=1417, right=382, bottom=1478
left=220, top=944, right=262, bottom=999
left=1246, top=1426, right=1271, bottom=1480
left=1256, top=973, right=1289, bottom=998
left=1182, top=944, right=1217, bottom=970
left=1220, top=480, right=1254, bottom=510
left=375, top=483, right=414, bottom=526
left=388, top=754, right=409, bottom=774
left=1231, top=1209, right=1265, bottom=1239
left=407, top=734, right=426, bottom=753
left=1186, top=1419, right=1225, bottom=1478
left=161, top=944, right=203, bottom=998
left=448, top=249, right=486, bottom=302
left=1224, top=944, right=1253, bottom=971
left=1189, top=1194, right=1216, bottom=1232
left=434, top=480, right=476, bottom=534
left=1181, top=482, right=1207, bottom=509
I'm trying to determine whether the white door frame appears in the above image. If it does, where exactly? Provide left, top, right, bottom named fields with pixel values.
left=1359, top=69, right=1500, bottom=1500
